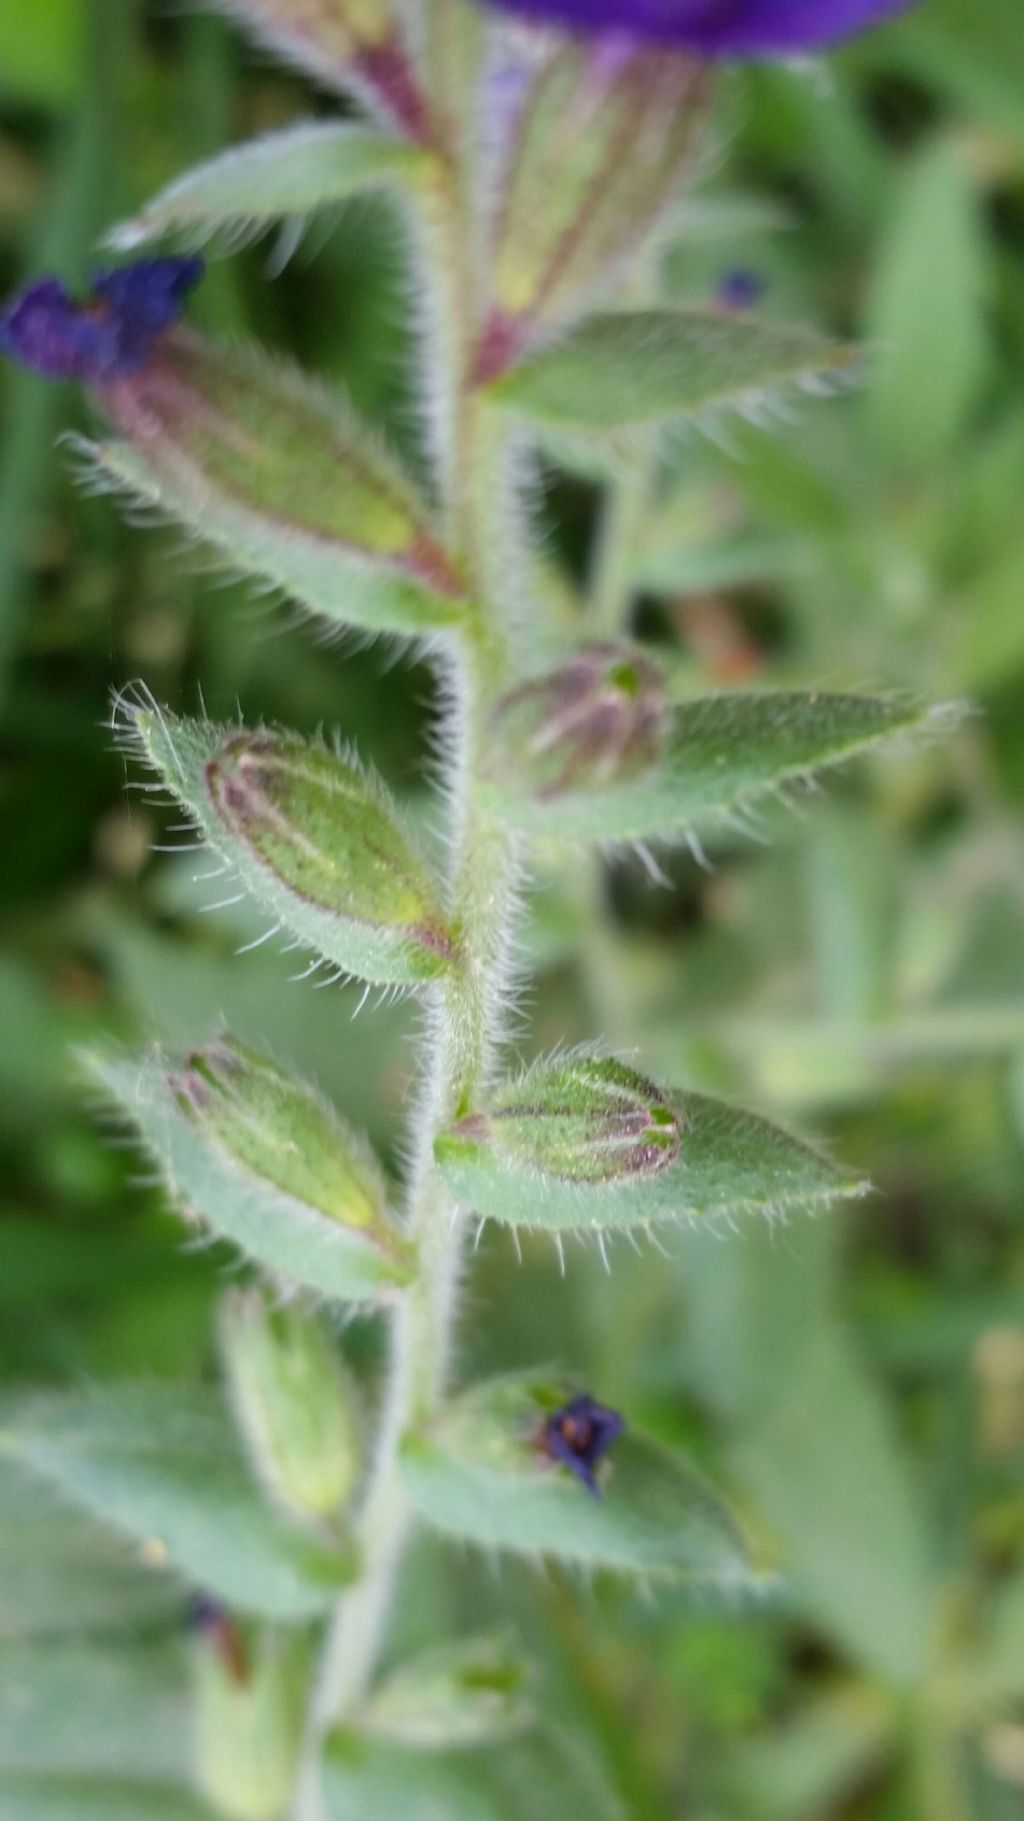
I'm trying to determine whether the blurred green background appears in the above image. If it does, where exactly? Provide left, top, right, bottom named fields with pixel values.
left=1, top=2, right=1023, bottom=1817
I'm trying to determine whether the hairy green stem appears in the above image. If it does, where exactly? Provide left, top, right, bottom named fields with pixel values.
left=294, top=114, right=520, bottom=1820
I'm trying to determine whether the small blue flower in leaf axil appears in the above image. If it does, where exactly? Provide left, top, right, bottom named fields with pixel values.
left=477, top=0, right=914, bottom=57
left=0, top=256, right=204, bottom=383
left=543, top=1393, right=625, bottom=1496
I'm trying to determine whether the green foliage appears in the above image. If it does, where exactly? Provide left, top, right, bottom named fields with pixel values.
left=0, top=1780, right=217, bottom=1821
left=436, top=1057, right=865, bottom=1231
left=401, top=1371, right=754, bottom=1583
left=108, top=123, right=433, bottom=251
left=486, top=309, right=855, bottom=432
left=0, top=1638, right=188, bottom=1780
left=323, top=1728, right=625, bottom=1821
left=0, top=1384, right=355, bottom=1619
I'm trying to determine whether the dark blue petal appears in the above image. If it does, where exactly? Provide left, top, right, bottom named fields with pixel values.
left=90, top=256, right=206, bottom=337
left=0, top=256, right=205, bottom=384
left=478, top=0, right=914, bottom=55
left=543, top=1393, right=625, bottom=1498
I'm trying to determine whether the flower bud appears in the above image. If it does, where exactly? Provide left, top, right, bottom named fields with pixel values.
left=202, top=729, right=456, bottom=983
left=485, top=644, right=666, bottom=804
left=96, top=331, right=466, bottom=638
left=193, top=1612, right=308, bottom=1821
left=156, top=1033, right=412, bottom=1300
left=475, top=47, right=708, bottom=379
left=213, top=1, right=430, bottom=139
left=440, top=1055, right=682, bottom=1189
left=173, top=1035, right=392, bottom=1236
left=220, top=1289, right=362, bottom=1522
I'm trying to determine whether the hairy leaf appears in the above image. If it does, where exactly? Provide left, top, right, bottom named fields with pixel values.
left=0, top=1385, right=355, bottom=1620
left=0, top=1640, right=187, bottom=1781
left=486, top=309, right=855, bottom=432
left=401, top=1372, right=754, bottom=1583
left=0, top=1779, right=217, bottom=1821
left=0, top=1467, right=180, bottom=1639
left=88, top=334, right=466, bottom=639
left=324, top=1727, right=624, bottom=1821
left=435, top=1056, right=866, bottom=1233
left=94, top=1052, right=411, bottom=1303
left=484, top=672, right=926, bottom=844
left=734, top=1328, right=936, bottom=1685
left=107, top=123, right=432, bottom=251
left=359, top=1636, right=533, bottom=1748
left=120, top=702, right=456, bottom=986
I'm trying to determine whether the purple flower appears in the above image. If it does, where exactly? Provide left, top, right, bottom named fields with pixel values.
left=0, top=256, right=205, bottom=384
left=478, top=0, right=914, bottom=57
left=543, top=1392, right=625, bottom=1496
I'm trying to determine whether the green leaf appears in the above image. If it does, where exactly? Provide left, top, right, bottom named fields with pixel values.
left=107, top=123, right=432, bottom=251
left=734, top=1327, right=936, bottom=1685
left=94, top=1051, right=411, bottom=1304
left=359, top=1636, right=533, bottom=1749
left=0, top=1467, right=180, bottom=1639
left=435, top=1056, right=867, bottom=1233
left=89, top=335, right=466, bottom=640
left=864, top=136, right=988, bottom=468
left=400, top=1371, right=754, bottom=1584
left=730, top=1688, right=892, bottom=1821
left=0, top=1778, right=217, bottom=1821
left=0, top=1385, right=355, bottom=1621
left=0, top=1777, right=215, bottom=1821
left=119, top=702, right=455, bottom=987
left=324, top=1728, right=624, bottom=1821
left=0, top=1640, right=187, bottom=1781
left=0, top=0, right=83, bottom=105
left=483, top=675, right=928, bottom=844
left=486, top=309, right=855, bottom=433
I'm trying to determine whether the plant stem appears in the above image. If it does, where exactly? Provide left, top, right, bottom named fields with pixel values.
left=293, top=116, right=520, bottom=1821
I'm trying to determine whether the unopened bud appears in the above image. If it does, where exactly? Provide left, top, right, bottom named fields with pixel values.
left=439, top=1056, right=682, bottom=1188
left=96, top=331, right=465, bottom=637
left=202, top=730, right=456, bottom=984
left=210, top=2, right=430, bottom=139
left=174, top=1035, right=391, bottom=1236
left=220, top=1289, right=362, bottom=1522
left=193, top=1612, right=308, bottom=1821
left=477, top=47, right=708, bottom=377
left=167, top=1033, right=412, bottom=1297
left=487, top=644, right=666, bottom=804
